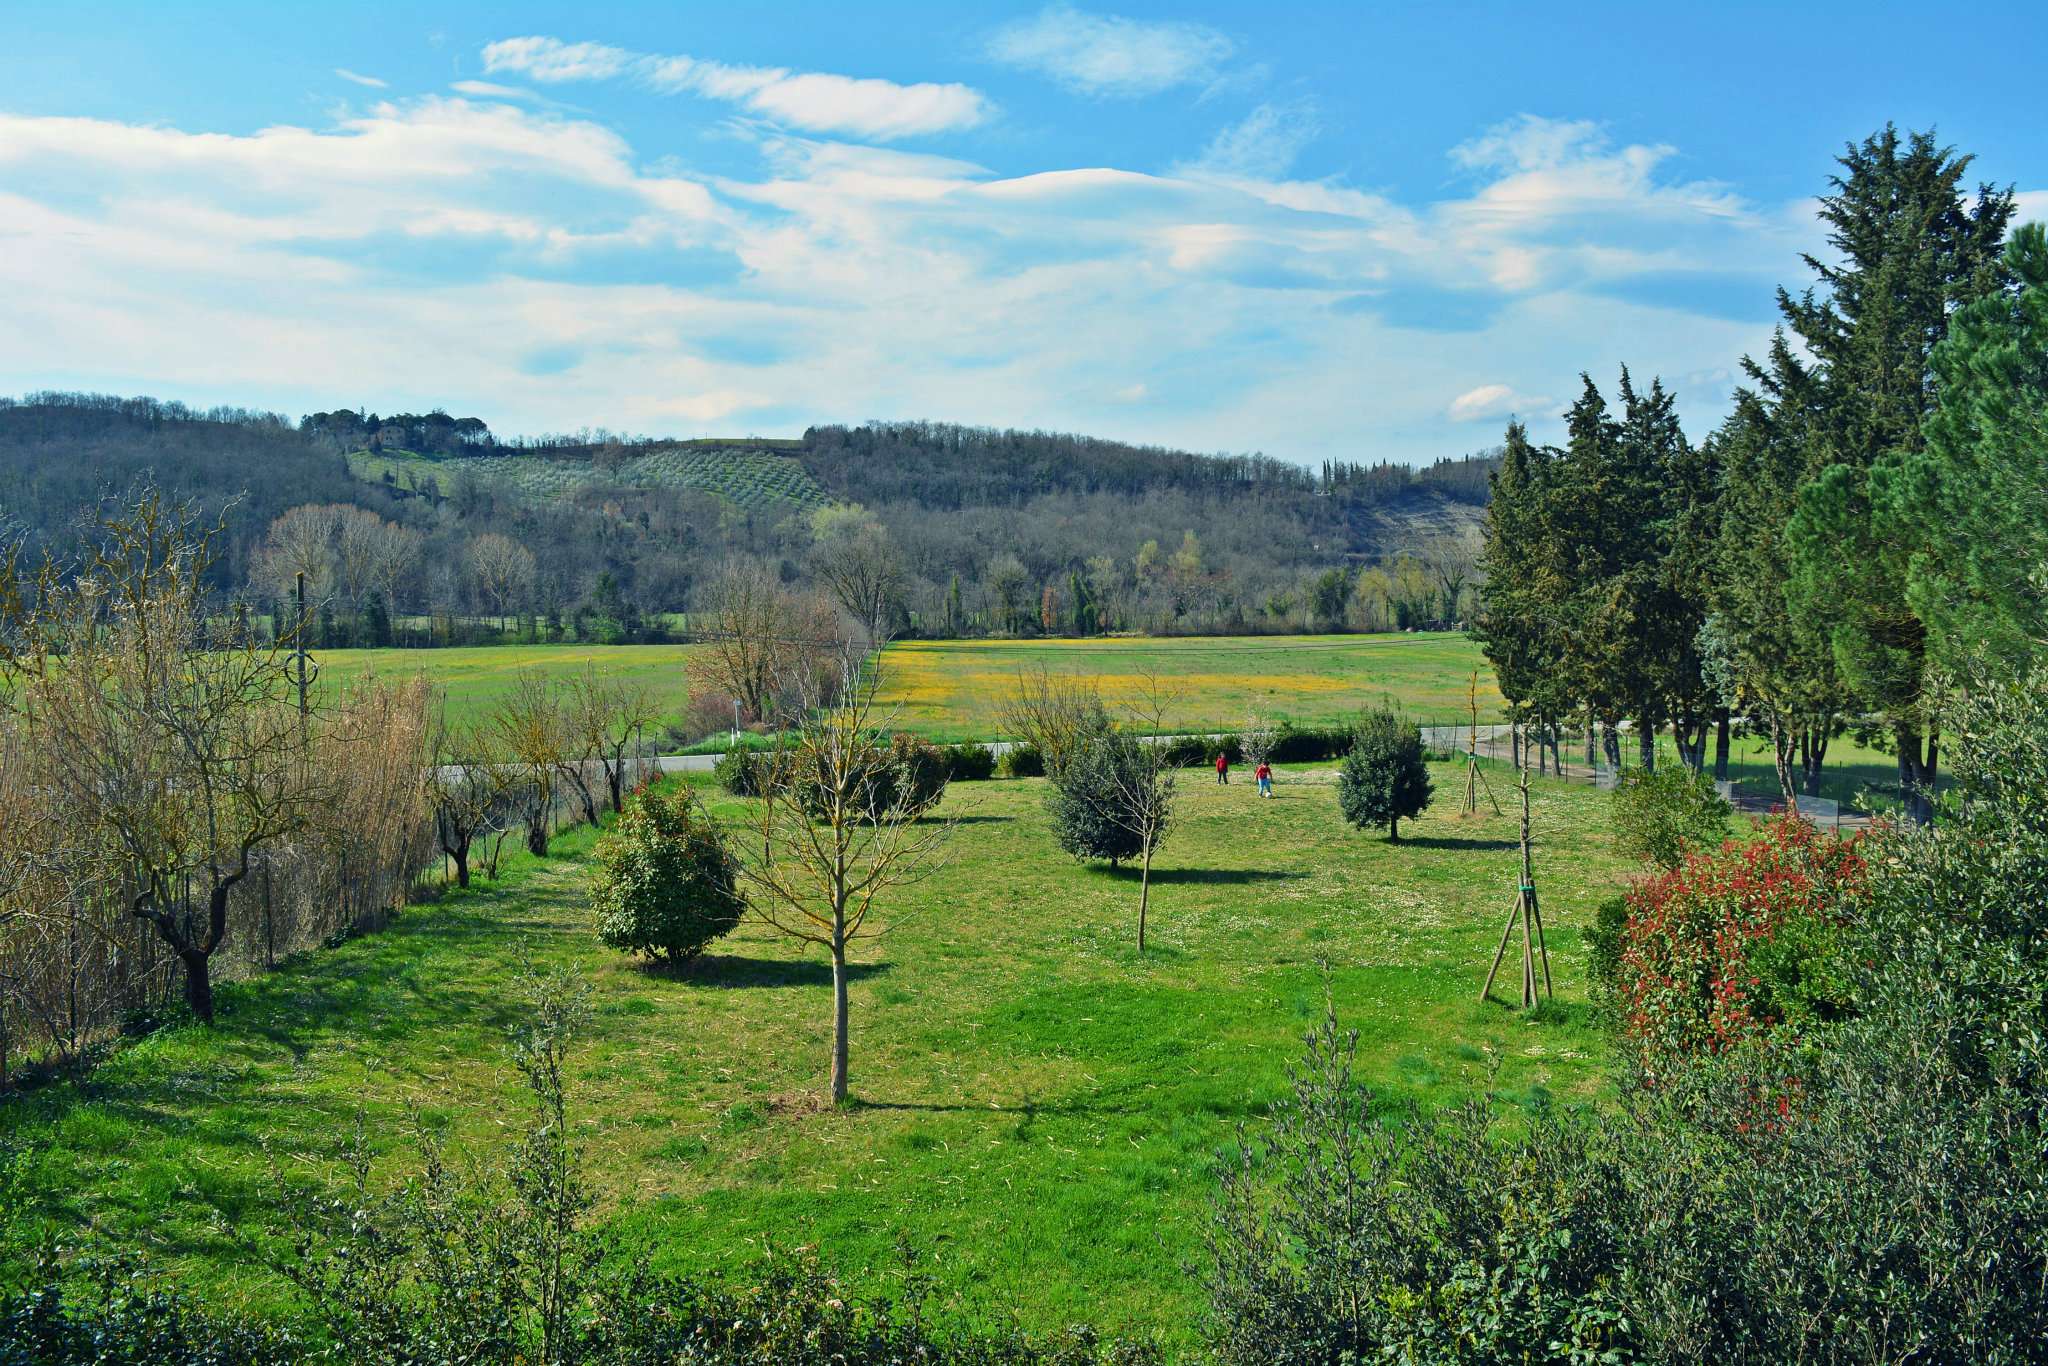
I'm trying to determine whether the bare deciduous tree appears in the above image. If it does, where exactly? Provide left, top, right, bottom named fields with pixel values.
left=1241, top=707, right=1279, bottom=769
left=687, top=560, right=843, bottom=724
left=429, top=705, right=510, bottom=889
left=565, top=666, right=659, bottom=815
left=255, top=502, right=341, bottom=606
left=2, top=493, right=324, bottom=1024
left=491, top=671, right=568, bottom=856
left=809, top=509, right=905, bottom=647
left=996, top=664, right=1107, bottom=778
left=1106, top=678, right=1182, bottom=952
left=468, top=532, right=537, bottom=630
left=737, top=653, right=955, bottom=1105
left=369, top=520, right=425, bottom=618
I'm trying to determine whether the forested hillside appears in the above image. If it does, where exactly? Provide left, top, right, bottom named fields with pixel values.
left=0, top=392, right=1492, bottom=643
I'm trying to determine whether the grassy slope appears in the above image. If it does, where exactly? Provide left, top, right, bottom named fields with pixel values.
left=0, top=760, right=1635, bottom=1347
left=875, top=633, right=1499, bottom=741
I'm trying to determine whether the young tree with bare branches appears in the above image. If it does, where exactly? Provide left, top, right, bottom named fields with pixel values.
left=997, top=664, right=1108, bottom=779
left=565, top=666, right=659, bottom=816
left=491, top=671, right=568, bottom=856
left=736, top=653, right=955, bottom=1105
left=429, top=706, right=510, bottom=889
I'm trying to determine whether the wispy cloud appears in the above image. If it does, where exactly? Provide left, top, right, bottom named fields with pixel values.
left=1447, top=383, right=1550, bottom=422
left=480, top=35, right=988, bottom=140
left=451, top=79, right=537, bottom=101
left=987, top=5, right=1233, bottom=98
left=335, top=68, right=387, bottom=89
left=1180, top=101, right=1319, bottom=179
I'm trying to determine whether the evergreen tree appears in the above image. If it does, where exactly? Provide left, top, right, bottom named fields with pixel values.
left=1473, top=421, right=1573, bottom=740
left=1704, top=333, right=1849, bottom=804
left=1781, top=126, right=2014, bottom=823
left=358, top=590, right=393, bottom=648
left=1047, top=727, right=1164, bottom=867
left=1881, top=222, right=2048, bottom=672
left=1337, top=707, right=1433, bottom=842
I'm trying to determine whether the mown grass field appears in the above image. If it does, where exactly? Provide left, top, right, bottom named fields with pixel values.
left=314, top=644, right=700, bottom=731
left=0, top=759, right=1638, bottom=1348
left=874, top=633, right=1498, bottom=741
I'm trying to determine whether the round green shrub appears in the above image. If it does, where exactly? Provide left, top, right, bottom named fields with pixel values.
left=885, top=733, right=951, bottom=814
left=1046, top=730, right=1167, bottom=866
left=1336, top=707, right=1433, bottom=842
left=944, top=742, right=998, bottom=782
left=1000, top=742, right=1045, bottom=778
left=714, top=746, right=770, bottom=798
left=590, top=787, right=744, bottom=963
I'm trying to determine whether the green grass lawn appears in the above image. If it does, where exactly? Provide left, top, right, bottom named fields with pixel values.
left=314, top=644, right=700, bottom=731
left=874, top=633, right=1498, bottom=741
left=0, top=758, right=1635, bottom=1348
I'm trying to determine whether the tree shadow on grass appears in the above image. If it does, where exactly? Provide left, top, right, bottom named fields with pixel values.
left=1395, top=835, right=1518, bottom=852
left=1099, top=866, right=1310, bottom=886
left=649, top=955, right=893, bottom=990
left=939, top=814, right=1014, bottom=826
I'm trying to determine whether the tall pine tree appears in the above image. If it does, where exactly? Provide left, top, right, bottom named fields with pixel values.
left=1780, top=126, right=2014, bottom=822
left=1880, top=222, right=2048, bottom=672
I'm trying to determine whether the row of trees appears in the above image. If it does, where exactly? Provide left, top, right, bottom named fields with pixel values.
left=1476, top=127, right=2046, bottom=821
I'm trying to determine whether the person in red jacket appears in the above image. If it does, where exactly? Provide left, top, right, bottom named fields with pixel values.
left=1255, top=760, right=1273, bottom=798
left=1215, top=750, right=1229, bottom=784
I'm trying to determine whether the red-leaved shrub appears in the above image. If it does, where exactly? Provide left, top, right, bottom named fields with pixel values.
left=1616, top=814, right=1869, bottom=1086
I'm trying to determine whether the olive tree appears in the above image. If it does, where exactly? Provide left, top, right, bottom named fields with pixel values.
left=1337, top=707, right=1433, bottom=843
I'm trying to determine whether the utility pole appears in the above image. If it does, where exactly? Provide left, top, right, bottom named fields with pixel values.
left=286, top=570, right=320, bottom=741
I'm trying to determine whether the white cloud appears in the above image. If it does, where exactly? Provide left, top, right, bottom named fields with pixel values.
left=451, top=80, right=536, bottom=100
left=479, top=37, right=632, bottom=83
left=987, top=6, right=1232, bottom=97
left=335, top=68, right=388, bottom=89
left=1181, top=101, right=1319, bottom=179
left=0, top=97, right=1790, bottom=463
left=1447, top=383, right=1550, bottom=422
left=2016, top=189, right=2048, bottom=226
left=481, top=35, right=988, bottom=140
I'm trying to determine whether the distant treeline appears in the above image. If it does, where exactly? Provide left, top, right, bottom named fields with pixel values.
left=0, top=393, right=1495, bottom=645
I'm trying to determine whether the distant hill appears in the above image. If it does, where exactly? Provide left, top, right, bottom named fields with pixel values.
left=2, top=393, right=1495, bottom=636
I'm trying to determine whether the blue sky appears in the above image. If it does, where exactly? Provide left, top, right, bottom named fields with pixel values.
left=2, top=1, right=2042, bottom=465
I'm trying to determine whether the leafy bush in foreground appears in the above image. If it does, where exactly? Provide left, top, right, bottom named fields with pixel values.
left=1209, top=668, right=2048, bottom=1363
left=591, top=787, right=744, bottom=964
left=1615, top=813, right=1866, bottom=1083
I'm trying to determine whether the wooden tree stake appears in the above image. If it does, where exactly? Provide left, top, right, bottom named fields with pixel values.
left=1481, top=721, right=1551, bottom=1007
